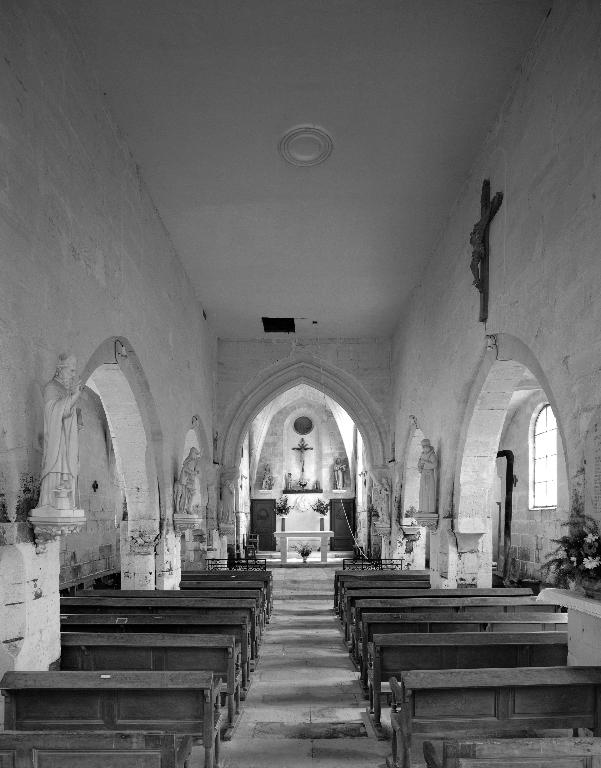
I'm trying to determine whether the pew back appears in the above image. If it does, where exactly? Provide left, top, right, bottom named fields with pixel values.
left=442, top=736, right=601, bottom=768
left=0, top=731, right=187, bottom=768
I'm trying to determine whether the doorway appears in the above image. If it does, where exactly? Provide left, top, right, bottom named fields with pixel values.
left=330, top=499, right=356, bottom=551
left=250, top=498, right=276, bottom=550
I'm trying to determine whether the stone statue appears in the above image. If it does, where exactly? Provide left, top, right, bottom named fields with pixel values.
left=417, top=439, right=437, bottom=515
left=38, top=354, right=83, bottom=510
left=334, top=458, right=347, bottom=490
left=173, top=447, right=201, bottom=515
left=261, top=463, right=274, bottom=490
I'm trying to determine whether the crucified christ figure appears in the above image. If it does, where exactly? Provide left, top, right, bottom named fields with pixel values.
left=469, top=179, right=503, bottom=293
left=292, top=438, right=313, bottom=487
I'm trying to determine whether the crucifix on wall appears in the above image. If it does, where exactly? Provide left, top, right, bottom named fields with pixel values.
left=292, top=437, right=313, bottom=488
left=469, top=178, right=503, bottom=323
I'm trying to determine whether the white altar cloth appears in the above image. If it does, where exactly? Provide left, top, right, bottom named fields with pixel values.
left=274, top=530, right=334, bottom=564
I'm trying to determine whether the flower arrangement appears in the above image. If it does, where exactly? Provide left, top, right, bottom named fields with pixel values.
left=542, top=506, right=601, bottom=588
left=293, top=542, right=313, bottom=558
left=310, top=498, right=329, bottom=516
left=275, top=495, right=290, bottom=516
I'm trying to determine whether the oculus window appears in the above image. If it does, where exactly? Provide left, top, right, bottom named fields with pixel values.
left=531, top=404, right=558, bottom=508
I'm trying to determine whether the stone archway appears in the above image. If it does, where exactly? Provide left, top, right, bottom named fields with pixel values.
left=83, top=337, right=164, bottom=589
left=220, top=353, right=387, bottom=477
left=449, top=333, right=568, bottom=587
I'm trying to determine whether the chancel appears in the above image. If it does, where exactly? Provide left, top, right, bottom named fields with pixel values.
left=1, top=2, right=601, bottom=767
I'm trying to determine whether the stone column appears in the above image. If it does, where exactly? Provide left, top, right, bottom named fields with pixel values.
left=219, top=466, right=239, bottom=556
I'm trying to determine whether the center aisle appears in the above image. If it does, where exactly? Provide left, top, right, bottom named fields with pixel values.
left=220, top=566, right=390, bottom=768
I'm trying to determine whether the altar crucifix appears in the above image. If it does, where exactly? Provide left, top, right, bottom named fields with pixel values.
left=292, top=437, right=313, bottom=488
left=469, top=178, right=503, bottom=323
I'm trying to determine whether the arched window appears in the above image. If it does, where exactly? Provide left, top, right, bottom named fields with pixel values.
left=531, top=404, right=557, bottom=508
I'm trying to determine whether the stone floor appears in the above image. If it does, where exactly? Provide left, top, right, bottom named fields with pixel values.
left=217, top=566, right=391, bottom=768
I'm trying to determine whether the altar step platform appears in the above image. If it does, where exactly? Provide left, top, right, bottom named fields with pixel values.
left=255, top=550, right=354, bottom=568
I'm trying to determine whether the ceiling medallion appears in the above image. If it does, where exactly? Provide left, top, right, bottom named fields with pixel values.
left=279, top=126, right=333, bottom=167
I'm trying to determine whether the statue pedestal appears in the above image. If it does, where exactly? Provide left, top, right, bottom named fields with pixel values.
left=28, top=505, right=86, bottom=553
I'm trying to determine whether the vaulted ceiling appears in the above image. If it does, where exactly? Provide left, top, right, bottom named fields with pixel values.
left=61, top=0, right=551, bottom=338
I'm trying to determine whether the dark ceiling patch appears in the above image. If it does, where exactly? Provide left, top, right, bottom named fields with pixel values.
left=262, top=317, right=295, bottom=333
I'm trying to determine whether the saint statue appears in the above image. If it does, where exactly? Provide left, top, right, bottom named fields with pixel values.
left=261, top=463, right=274, bottom=490
left=417, top=439, right=437, bottom=515
left=38, top=354, right=83, bottom=510
left=173, top=447, right=202, bottom=515
left=334, top=457, right=347, bottom=490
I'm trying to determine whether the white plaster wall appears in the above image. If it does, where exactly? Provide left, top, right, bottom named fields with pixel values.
left=389, top=1, right=601, bottom=583
left=0, top=0, right=216, bottom=682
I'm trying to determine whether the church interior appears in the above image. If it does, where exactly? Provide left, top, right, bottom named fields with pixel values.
left=1, top=0, right=601, bottom=766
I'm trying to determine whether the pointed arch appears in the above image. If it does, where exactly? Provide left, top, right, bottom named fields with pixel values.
left=219, top=353, right=386, bottom=472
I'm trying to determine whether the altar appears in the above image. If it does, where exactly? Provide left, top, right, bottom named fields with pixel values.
left=274, top=530, right=334, bottom=564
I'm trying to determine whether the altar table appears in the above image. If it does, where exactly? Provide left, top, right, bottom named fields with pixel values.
left=273, top=531, right=334, bottom=564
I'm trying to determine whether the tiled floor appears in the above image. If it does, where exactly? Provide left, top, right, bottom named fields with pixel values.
left=218, top=566, right=391, bottom=768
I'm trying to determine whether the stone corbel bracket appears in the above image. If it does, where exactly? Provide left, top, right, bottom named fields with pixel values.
left=28, top=509, right=86, bottom=554
left=453, top=530, right=486, bottom=553
left=414, top=513, right=439, bottom=532
left=173, top=513, right=205, bottom=535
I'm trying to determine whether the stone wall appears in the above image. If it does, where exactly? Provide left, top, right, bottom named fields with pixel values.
left=0, top=0, right=216, bottom=683
left=390, top=1, right=601, bottom=585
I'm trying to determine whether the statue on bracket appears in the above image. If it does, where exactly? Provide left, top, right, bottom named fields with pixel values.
left=38, top=353, right=83, bottom=511
left=417, top=439, right=437, bottom=515
left=334, top=457, right=347, bottom=490
left=173, top=447, right=202, bottom=515
left=261, top=463, right=274, bottom=490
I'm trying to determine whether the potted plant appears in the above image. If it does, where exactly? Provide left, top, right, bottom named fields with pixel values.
left=542, top=505, right=601, bottom=598
left=293, top=542, right=313, bottom=563
left=275, top=495, right=290, bottom=516
left=310, top=498, right=328, bottom=516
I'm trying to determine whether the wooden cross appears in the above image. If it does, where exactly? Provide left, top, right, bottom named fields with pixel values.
left=469, top=179, right=503, bottom=323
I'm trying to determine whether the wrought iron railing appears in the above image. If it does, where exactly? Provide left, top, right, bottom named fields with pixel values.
left=206, top=558, right=267, bottom=571
left=342, top=557, right=406, bottom=570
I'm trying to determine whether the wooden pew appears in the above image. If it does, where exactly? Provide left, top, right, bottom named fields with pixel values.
left=178, top=580, right=271, bottom=620
left=387, top=667, right=601, bottom=768
left=435, top=736, right=601, bottom=767
left=342, top=587, right=533, bottom=642
left=181, top=570, right=273, bottom=616
left=350, top=595, right=549, bottom=659
left=367, top=630, right=568, bottom=726
left=60, top=611, right=253, bottom=692
left=60, top=631, right=242, bottom=738
left=0, top=731, right=188, bottom=768
left=337, top=578, right=430, bottom=618
left=79, top=587, right=267, bottom=631
left=61, top=595, right=261, bottom=660
left=357, top=611, right=568, bottom=690
left=333, top=570, right=430, bottom=613
left=1, top=670, right=223, bottom=768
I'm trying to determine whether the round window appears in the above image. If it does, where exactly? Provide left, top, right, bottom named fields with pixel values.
left=293, top=416, right=313, bottom=435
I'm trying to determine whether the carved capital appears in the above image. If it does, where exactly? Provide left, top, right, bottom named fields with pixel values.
left=129, top=528, right=159, bottom=555
left=173, top=513, right=205, bottom=535
left=414, top=512, right=439, bottom=532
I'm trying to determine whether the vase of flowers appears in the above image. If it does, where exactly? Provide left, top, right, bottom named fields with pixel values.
left=542, top=505, right=601, bottom=599
left=294, top=542, right=313, bottom=563
left=275, top=495, right=290, bottom=531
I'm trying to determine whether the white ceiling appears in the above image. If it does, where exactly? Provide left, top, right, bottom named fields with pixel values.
left=61, top=0, right=551, bottom=338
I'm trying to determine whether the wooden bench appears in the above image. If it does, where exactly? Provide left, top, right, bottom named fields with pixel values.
left=351, top=595, right=549, bottom=660
left=181, top=570, right=273, bottom=616
left=61, top=595, right=261, bottom=660
left=387, top=667, right=601, bottom=768
left=61, top=611, right=253, bottom=692
left=79, top=587, right=267, bottom=631
left=1, top=670, right=223, bottom=768
left=343, top=587, right=533, bottom=642
left=333, top=570, right=430, bottom=613
left=60, top=631, right=242, bottom=738
left=179, top=580, right=271, bottom=620
left=357, top=611, right=568, bottom=690
left=367, top=631, right=568, bottom=726
left=338, top=579, right=430, bottom=618
left=433, top=736, right=601, bottom=767
left=0, top=731, right=189, bottom=768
